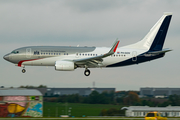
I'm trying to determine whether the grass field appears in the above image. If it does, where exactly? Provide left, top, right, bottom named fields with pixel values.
left=1, top=118, right=180, bottom=120
left=0, top=118, right=143, bottom=120
left=43, top=102, right=123, bottom=117
left=0, top=118, right=144, bottom=120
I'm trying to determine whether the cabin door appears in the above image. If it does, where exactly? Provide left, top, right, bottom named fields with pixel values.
left=132, top=51, right=137, bottom=62
left=76, top=53, right=79, bottom=58
left=26, top=48, right=31, bottom=58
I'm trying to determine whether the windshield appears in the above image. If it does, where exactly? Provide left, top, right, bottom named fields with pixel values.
left=146, top=113, right=155, bottom=117
left=11, top=51, right=19, bottom=54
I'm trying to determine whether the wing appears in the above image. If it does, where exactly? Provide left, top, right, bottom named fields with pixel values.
left=73, top=38, right=120, bottom=67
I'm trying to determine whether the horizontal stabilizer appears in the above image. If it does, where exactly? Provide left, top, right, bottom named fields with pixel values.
left=148, top=48, right=172, bottom=54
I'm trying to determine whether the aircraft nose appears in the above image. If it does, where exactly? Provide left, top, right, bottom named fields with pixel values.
left=3, top=54, right=9, bottom=61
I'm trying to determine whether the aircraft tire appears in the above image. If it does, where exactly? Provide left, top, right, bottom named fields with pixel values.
left=22, top=69, right=26, bottom=73
left=84, top=69, right=90, bottom=76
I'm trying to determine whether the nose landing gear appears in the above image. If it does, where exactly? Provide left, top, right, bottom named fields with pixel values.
left=22, top=69, right=26, bottom=73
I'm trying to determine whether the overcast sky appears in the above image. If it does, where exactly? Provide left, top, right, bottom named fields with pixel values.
left=0, top=0, right=180, bottom=91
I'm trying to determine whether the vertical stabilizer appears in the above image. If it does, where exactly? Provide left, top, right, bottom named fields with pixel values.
left=149, top=13, right=172, bottom=51
left=122, top=13, right=172, bottom=51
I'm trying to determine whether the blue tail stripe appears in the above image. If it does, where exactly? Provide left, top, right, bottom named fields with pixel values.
left=149, top=15, right=172, bottom=51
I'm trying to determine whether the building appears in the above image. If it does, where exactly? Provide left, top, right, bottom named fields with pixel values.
left=0, top=88, right=42, bottom=117
left=140, top=88, right=180, bottom=98
left=122, top=106, right=180, bottom=117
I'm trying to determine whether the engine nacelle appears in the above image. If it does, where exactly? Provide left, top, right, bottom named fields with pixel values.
left=55, top=61, right=75, bottom=71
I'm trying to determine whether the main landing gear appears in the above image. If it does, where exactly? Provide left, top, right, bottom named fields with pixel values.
left=84, top=69, right=90, bottom=76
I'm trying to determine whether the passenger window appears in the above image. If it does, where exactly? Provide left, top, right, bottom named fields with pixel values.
left=59, top=53, right=61, bottom=55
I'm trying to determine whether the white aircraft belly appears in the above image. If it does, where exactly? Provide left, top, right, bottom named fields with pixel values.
left=102, top=56, right=132, bottom=66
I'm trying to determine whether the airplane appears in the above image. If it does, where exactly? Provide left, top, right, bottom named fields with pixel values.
left=3, top=12, right=172, bottom=76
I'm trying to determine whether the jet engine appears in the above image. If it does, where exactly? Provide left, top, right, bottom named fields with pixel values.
left=55, top=61, right=75, bottom=71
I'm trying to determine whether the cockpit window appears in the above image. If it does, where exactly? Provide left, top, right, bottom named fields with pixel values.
left=11, top=51, right=19, bottom=54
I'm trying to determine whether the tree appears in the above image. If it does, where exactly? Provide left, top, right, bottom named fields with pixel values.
left=67, top=94, right=82, bottom=103
left=100, top=109, right=107, bottom=116
left=169, top=94, right=180, bottom=106
left=38, top=85, right=47, bottom=88
left=18, top=85, right=47, bottom=88
left=107, top=108, right=119, bottom=116
left=98, top=93, right=110, bottom=104
left=19, top=85, right=25, bottom=88
left=89, top=91, right=100, bottom=104
left=123, top=91, right=140, bottom=105
left=100, top=108, right=124, bottom=116
left=141, top=99, right=154, bottom=106
left=116, top=97, right=124, bottom=104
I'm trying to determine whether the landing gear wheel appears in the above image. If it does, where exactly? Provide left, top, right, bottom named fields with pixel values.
left=84, top=69, right=90, bottom=76
left=22, top=69, right=26, bottom=73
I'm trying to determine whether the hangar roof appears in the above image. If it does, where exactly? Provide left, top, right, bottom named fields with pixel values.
left=0, top=88, right=42, bottom=96
left=122, top=106, right=180, bottom=111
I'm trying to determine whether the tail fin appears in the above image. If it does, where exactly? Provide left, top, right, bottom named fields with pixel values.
left=123, top=12, right=172, bottom=51
left=149, top=13, right=172, bottom=51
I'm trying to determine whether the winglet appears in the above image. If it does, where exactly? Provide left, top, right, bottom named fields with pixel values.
left=109, top=38, right=120, bottom=54
left=102, top=38, right=120, bottom=58
left=113, top=40, right=120, bottom=52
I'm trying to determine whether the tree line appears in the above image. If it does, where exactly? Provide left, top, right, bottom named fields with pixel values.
left=44, top=90, right=180, bottom=107
left=44, top=90, right=116, bottom=104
